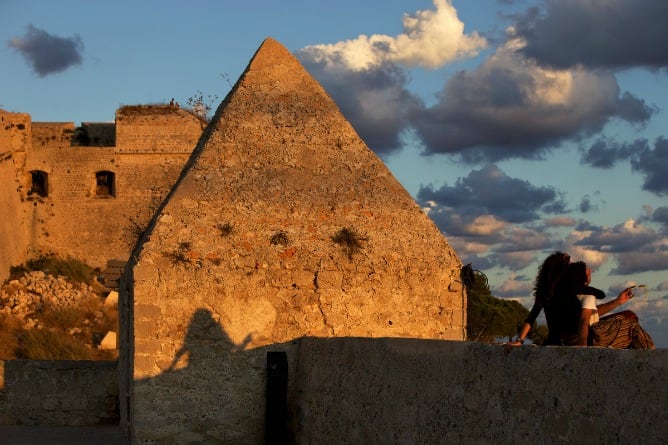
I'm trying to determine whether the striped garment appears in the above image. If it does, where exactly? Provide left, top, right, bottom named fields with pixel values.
left=589, top=310, right=655, bottom=349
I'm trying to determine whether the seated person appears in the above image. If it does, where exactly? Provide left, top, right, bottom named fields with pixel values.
left=553, top=261, right=654, bottom=349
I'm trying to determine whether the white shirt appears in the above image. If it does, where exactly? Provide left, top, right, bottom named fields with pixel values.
left=577, top=293, right=600, bottom=325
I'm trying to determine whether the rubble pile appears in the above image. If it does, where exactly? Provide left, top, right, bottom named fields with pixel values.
left=0, top=271, right=116, bottom=343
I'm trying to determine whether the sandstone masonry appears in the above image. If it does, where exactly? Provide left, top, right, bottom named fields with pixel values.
left=122, top=37, right=465, bottom=444
left=0, top=105, right=207, bottom=281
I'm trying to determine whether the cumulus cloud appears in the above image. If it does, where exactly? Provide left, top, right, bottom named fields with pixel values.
left=298, top=0, right=486, bottom=72
left=514, top=0, right=668, bottom=70
left=409, top=40, right=654, bottom=161
left=8, top=25, right=84, bottom=77
left=631, top=137, right=668, bottom=196
left=417, top=164, right=567, bottom=223
left=494, top=273, right=534, bottom=298
left=652, top=207, right=668, bottom=226
left=613, top=247, right=668, bottom=275
left=581, top=138, right=648, bottom=169
left=576, top=219, right=660, bottom=253
left=570, top=219, right=668, bottom=274
left=296, top=0, right=486, bottom=155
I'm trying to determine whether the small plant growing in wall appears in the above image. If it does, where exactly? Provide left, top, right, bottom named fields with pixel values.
left=186, top=90, right=219, bottom=121
left=270, top=230, right=289, bottom=246
left=164, top=241, right=195, bottom=266
left=331, top=227, right=368, bottom=260
left=217, top=222, right=233, bottom=237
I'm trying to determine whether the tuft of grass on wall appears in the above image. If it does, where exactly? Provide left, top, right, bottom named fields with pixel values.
left=331, top=227, right=368, bottom=260
left=217, top=222, right=233, bottom=237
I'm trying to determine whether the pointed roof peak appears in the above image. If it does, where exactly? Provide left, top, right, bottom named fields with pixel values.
left=247, top=37, right=297, bottom=70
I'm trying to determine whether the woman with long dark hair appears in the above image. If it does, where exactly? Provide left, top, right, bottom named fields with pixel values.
left=511, top=251, right=571, bottom=345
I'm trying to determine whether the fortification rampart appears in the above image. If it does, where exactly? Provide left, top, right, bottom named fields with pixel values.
left=115, top=105, right=206, bottom=153
left=292, top=339, right=668, bottom=445
left=0, top=359, right=118, bottom=426
left=2, top=339, right=663, bottom=444
left=0, top=111, right=31, bottom=281
left=0, top=106, right=206, bottom=279
left=31, top=122, right=76, bottom=149
left=122, top=336, right=667, bottom=444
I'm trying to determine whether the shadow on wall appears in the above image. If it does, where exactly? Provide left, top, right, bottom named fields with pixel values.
left=130, top=308, right=295, bottom=444
left=129, top=308, right=668, bottom=445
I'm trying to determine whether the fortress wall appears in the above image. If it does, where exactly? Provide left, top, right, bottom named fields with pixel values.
left=0, top=111, right=31, bottom=282
left=31, top=122, right=75, bottom=149
left=0, top=339, right=664, bottom=443
left=0, top=159, right=29, bottom=282
left=21, top=148, right=191, bottom=269
left=81, top=122, right=115, bottom=147
left=115, top=106, right=205, bottom=153
left=0, top=360, right=118, bottom=425
left=122, top=335, right=668, bottom=444
left=0, top=104, right=204, bottom=271
left=0, top=111, right=32, bottom=151
left=292, top=339, right=668, bottom=444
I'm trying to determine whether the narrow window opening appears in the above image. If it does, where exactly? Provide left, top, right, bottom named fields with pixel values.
left=29, top=170, right=48, bottom=197
left=96, top=171, right=115, bottom=198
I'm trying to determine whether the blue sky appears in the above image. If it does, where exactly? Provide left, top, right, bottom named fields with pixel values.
left=2, top=0, right=667, bottom=347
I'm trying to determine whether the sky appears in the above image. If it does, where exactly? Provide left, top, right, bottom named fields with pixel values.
left=2, top=0, right=667, bottom=347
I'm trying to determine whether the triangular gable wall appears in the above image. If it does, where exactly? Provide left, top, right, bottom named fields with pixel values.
left=123, top=37, right=465, bottom=443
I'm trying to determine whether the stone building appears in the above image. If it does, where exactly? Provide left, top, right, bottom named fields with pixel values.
left=120, top=37, right=464, bottom=444
left=0, top=104, right=207, bottom=281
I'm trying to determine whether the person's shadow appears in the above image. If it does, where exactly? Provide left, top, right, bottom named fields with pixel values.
left=132, top=308, right=287, bottom=444
left=165, top=308, right=252, bottom=372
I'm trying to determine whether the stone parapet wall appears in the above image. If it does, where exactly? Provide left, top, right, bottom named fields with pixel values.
left=0, top=110, right=31, bottom=151
left=292, top=338, right=668, bottom=445
left=0, top=360, right=118, bottom=426
left=115, top=105, right=205, bottom=153
left=31, top=122, right=75, bottom=149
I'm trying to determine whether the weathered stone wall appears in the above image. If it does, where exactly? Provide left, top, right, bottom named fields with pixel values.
left=0, top=110, right=31, bottom=150
left=123, top=37, right=466, bottom=445
left=119, top=334, right=668, bottom=444
left=0, top=107, right=204, bottom=273
left=21, top=146, right=189, bottom=270
left=115, top=105, right=206, bottom=153
left=0, top=360, right=118, bottom=425
left=31, top=122, right=75, bottom=149
left=292, top=339, right=668, bottom=444
left=0, top=111, right=31, bottom=283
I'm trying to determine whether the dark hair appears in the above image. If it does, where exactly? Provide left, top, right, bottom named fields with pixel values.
left=533, top=251, right=570, bottom=305
left=562, top=261, right=588, bottom=292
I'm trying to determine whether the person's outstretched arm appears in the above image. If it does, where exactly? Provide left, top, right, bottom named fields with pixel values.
left=597, top=288, right=632, bottom=316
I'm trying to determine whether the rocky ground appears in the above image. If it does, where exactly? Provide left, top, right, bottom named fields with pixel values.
left=0, top=271, right=118, bottom=356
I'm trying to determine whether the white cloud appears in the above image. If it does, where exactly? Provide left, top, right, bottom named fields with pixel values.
left=300, top=0, right=486, bottom=71
left=564, top=230, right=610, bottom=270
left=495, top=273, right=533, bottom=298
left=464, top=214, right=507, bottom=236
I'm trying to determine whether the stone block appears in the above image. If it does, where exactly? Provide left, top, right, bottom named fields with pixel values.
left=99, top=331, right=117, bottom=350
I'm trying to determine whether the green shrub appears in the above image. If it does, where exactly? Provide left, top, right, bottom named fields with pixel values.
left=9, top=254, right=97, bottom=284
